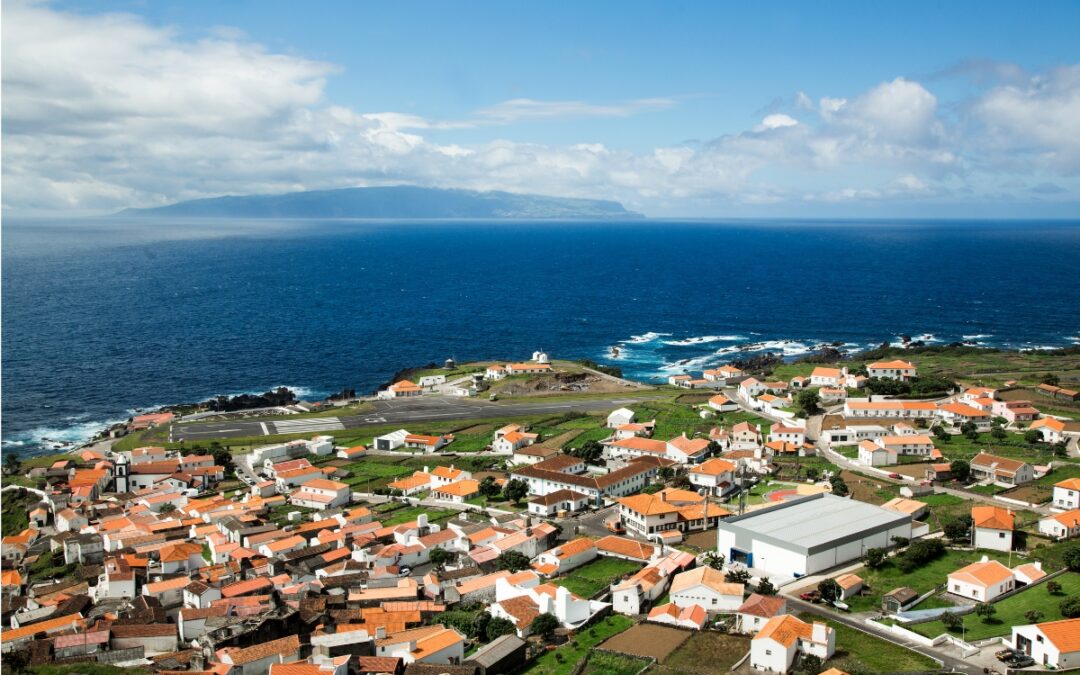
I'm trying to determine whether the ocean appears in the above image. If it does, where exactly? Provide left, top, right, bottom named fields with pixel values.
left=3, top=218, right=1079, bottom=456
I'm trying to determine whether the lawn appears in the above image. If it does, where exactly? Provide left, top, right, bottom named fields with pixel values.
left=914, top=573, right=1080, bottom=640
left=999, top=464, right=1080, bottom=505
left=581, top=651, right=650, bottom=675
left=378, top=505, right=459, bottom=526
left=553, top=557, right=643, bottom=598
left=1, top=487, right=39, bottom=535
left=840, top=548, right=1013, bottom=613
left=521, top=615, right=634, bottom=675
left=799, top=614, right=941, bottom=673
left=647, top=631, right=752, bottom=675
left=834, top=445, right=859, bottom=459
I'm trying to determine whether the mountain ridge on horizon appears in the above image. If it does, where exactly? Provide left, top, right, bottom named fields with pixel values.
left=117, top=185, right=644, bottom=220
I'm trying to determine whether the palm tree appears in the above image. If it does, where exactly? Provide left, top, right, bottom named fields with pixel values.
left=3, top=453, right=21, bottom=475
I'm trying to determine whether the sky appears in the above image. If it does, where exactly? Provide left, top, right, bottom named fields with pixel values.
left=3, top=1, right=1080, bottom=217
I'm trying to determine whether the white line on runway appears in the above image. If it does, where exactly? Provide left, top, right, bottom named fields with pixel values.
left=261, top=423, right=269, bottom=435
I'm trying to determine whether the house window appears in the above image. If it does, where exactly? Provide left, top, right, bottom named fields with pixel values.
left=765, top=650, right=772, bottom=656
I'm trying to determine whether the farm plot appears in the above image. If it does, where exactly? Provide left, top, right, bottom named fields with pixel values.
left=646, top=631, right=751, bottom=675
left=600, top=623, right=691, bottom=662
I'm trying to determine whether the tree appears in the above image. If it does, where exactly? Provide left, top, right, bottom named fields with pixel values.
left=502, top=479, right=529, bottom=504
left=1025, top=429, right=1043, bottom=444
left=805, top=467, right=820, bottom=481
left=658, top=467, right=675, bottom=482
left=531, top=613, right=560, bottom=639
left=829, top=474, right=849, bottom=497
left=703, top=551, right=726, bottom=570
left=478, top=476, right=501, bottom=498
left=933, top=425, right=950, bottom=442
left=567, top=440, right=604, bottom=465
left=941, top=611, right=963, bottom=631
left=756, top=578, right=778, bottom=596
left=864, top=547, right=887, bottom=569
left=428, top=547, right=452, bottom=569
left=975, top=602, right=997, bottom=623
left=496, top=550, right=531, bottom=572
left=159, top=503, right=177, bottom=514
left=725, top=568, right=751, bottom=584
left=950, top=459, right=971, bottom=482
left=818, top=579, right=842, bottom=603
left=891, top=536, right=910, bottom=549
left=3, top=453, right=21, bottom=475
left=796, top=389, right=821, bottom=416
left=1025, top=610, right=1044, bottom=624
left=485, top=616, right=517, bottom=641
left=1047, top=580, right=1063, bottom=595
left=794, top=654, right=823, bottom=675
left=943, top=516, right=973, bottom=543
left=1061, top=597, right=1080, bottom=619
left=991, top=426, right=1007, bottom=441
left=1043, top=373, right=1061, bottom=386
left=1063, top=544, right=1080, bottom=572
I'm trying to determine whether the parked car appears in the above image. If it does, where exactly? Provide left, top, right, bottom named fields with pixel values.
left=1006, top=655, right=1035, bottom=668
left=605, top=519, right=625, bottom=534
left=799, top=591, right=822, bottom=603
left=888, top=473, right=903, bottom=479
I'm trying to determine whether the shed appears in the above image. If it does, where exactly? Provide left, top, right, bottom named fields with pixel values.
left=882, top=587, right=918, bottom=613
left=465, top=633, right=528, bottom=674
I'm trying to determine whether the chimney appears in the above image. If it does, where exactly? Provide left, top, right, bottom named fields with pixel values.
left=980, top=555, right=989, bottom=563
left=811, top=622, right=828, bottom=644
left=424, top=466, right=430, bottom=474
left=376, top=626, right=386, bottom=639
left=1033, top=561, right=1042, bottom=571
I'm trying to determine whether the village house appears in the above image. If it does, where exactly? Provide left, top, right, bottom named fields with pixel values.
left=430, top=480, right=481, bottom=504
left=526, top=489, right=590, bottom=517
left=707, top=393, right=739, bottom=412
left=531, top=537, right=597, bottom=577
left=647, top=602, right=708, bottom=630
left=1039, top=509, right=1080, bottom=540
left=688, top=457, right=738, bottom=497
left=1010, top=617, right=1080, bottom=669
left=1054, top=478, right=1080, bottom=510
left=735, top=593, right=787, bottom=634
left=948, top=557, right=1015, bottom=602
left=379, top=380, right=424, bottom=399
left=669, top=566, right=744, bottom=615
left=290, top=478, right=351, bottom=510
left=970, top=452, right=1035, bottom=487
left=844, top=400, right=937, bottom=419
left=616, top=488, right=729, bottom=539
left=992, top=399, right=1041, bottom=424
left=510, top=455, right=656, bottom=505
left=858, top=439, right=897, bottom=467
left=404, top=434, right=453, bottom=453
left=973, top=505, right=1015, bottom=551
left=750, top=614, right=835, bottom=674
left=938, top=402, right=993, bottom=431
left=867, top=360, right=917, bottom=381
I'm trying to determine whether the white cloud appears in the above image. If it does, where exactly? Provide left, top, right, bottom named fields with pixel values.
left=2, top=2, right=1078, bottom=214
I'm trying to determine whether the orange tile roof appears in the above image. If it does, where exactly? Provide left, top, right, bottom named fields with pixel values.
left=551, top=537, right=596, bottom=559
left=869, top=360, right=916, bottom=369
left=219, top=634, right=299, bottom=665
left=433, top=479, right=480, bottom=497
left=754, top=614, right=816, bottom=647
left=1035, top=617, right=1080, bottom=653
left=0, top=613, right=85, bottom=643
left=595, top=535, right=656, bottom=561
left=972, top=505, right=1014, bottom=531
left=949, top=559, right=1013, bottom=587
left=670, top=566, right=741, bottom=595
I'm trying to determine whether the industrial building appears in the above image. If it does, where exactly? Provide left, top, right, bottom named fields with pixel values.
left=715, top=493, right=913, bottom=578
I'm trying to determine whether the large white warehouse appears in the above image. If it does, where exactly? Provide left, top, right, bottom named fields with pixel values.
left=716, top=493, right=913, bottom=578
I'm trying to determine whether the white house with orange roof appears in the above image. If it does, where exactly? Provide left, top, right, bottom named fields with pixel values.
left=688, top=457, right=737, bottom=497
left=857, top=439, right=897, bottom=467
left=867, top=360, right=917, bottom=381
left=666, top=434, right=711, bottom=463
left=738, top=377, right=766, bottom=400
left=647, top=602, right=707, bottom=630
left=290, top=478, right=351, bottom=510
left=844, top=400, right=937, bottom=419
left=947, top=556, right=1015, bottom=601
left=1030, top=418, right=1075, bottom=444
left=430, top=465, right=472, bottom=487
left=770, top=423, right=806, bottom=447
left=616, top=488, right=729, bottom=539
left=669, top=566, right=744, bottom=615
left=430, top=479, right=480, bottom=504
left=973, top=505, right=1014, bottom=551
left=1053, top=478, right=1080, bottom=511
left=992, top=399, right=1040, bottom=424
left=735, top=593, right=787, bottom=634
left=939, top=401, right=992, bottom=431
left=492, top=429, right=539, bottom=454
left=269, top=657, right=350, bottom=675
left=336, top=445, right=367, bottom=460
left=970, top=452, right=1034, bottom=487
left=378, top=380, right=423, bottom=399
left=875, top=434, right=936, bottom=457
left=1010, top=617, right=1080, bottom=669
left=531, top=537, right=597, bottom=577
left=602, top=436, right=668, bottom=462
left=611, top=421, right=656, bottom=440
left=730, top=421, right=764, bottom=450
left=403, top=433, right=453, bottom=453
left=1040, top=509, right=1080, bottom=540
left=607, top=408, right=636, bottom=428
left=703, top=365, right=745, bottom=385
left=707, top=393, right=739, bottom=412
left=750, top=614, right=835, bottom=674
left=810, top=367, right=844, bottom=388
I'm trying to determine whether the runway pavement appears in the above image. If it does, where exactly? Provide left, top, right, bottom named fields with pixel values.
left=171, top=394, right=662, bottom=441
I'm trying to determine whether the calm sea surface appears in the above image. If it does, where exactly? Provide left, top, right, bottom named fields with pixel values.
left=3, top=218, right=1079, bottom=455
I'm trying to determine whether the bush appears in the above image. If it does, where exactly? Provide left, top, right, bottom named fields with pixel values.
left=1061, top=596, right=1080, bottom=619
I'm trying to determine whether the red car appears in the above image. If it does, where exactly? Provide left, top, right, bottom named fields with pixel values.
left=799, top=591, right=822, bottom=603
left=888, top=473, right=902, bottom=479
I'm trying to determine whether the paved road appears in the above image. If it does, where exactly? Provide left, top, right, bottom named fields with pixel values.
left=171, top=394, right=663, bottom=441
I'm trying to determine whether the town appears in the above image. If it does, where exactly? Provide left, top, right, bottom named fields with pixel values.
left=3, top=349, right=1080, bottom=675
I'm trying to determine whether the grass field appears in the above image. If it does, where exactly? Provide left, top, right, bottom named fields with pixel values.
left=1, top=488, right=39, bottom=535
left=914, top=573, right=1080, bottom=640
left=581, top=652, right=651, bottom=675
left=377, top=504, right=459, bottom=526
left=337, top=454, right=503, bottom=492
left=521, top=615, right=634, bottom=675
left=553, top=556, right=643, bottom=598
left=646, top=631, right=751, bottom=675
left=799, top=613, right=941, bottom=672
left=837, top=548, right=1013, bottom=613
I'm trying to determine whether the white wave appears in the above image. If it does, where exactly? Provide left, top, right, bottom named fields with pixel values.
left=207, top=384, right=323, bottom=400
left=889, top=333, right=942, bottom=348
left=962, top=334, right=993, bottom=340
left=1019, top=345, right=1061, bottom=352
left=662, top=335, right=745, bottom=346
left=621, top=332, right=671, bottom=345
left=3, top=415, right=130, bottom=455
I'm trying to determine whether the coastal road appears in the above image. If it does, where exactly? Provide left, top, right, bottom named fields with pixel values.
left=170, top=394, right=663, bottom=442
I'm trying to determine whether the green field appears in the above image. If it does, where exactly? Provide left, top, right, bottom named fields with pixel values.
left=838, top=548, right=1013, bottom=613
left=799, top=614, right=941, bottom=673
left=581, top=651, right=650, bottom=675
left=337, top=454, right=502, bottom=492
left=914, top=573, right=1080, bottom=640
left=1, top=488, right=40, bottom=535
left=553, top=556, right=643, bottom=598
left=647, top=631, right=751, bottom=675
left=522, top=615, right=634, bottom=675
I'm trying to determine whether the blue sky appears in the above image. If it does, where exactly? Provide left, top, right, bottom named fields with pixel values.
left=4, top=1, right=1080, bottom=216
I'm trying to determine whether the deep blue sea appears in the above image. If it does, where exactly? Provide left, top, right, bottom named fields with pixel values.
left=3, top=218, right=1079, bottom=456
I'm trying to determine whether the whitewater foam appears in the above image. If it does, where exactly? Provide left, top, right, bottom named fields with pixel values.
left=662, top=335, right=745, bottom=346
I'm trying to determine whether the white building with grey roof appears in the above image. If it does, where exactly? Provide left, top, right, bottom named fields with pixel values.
left=715, top=493, right=913, bottom=578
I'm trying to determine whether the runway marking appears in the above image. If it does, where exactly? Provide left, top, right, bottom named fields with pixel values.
left=260, top=422, right=269, bottom=435
left=272, top=417, right=346, bottom=434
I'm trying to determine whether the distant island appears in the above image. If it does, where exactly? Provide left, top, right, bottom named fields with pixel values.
left=117, top=185, right=643, bottom=219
